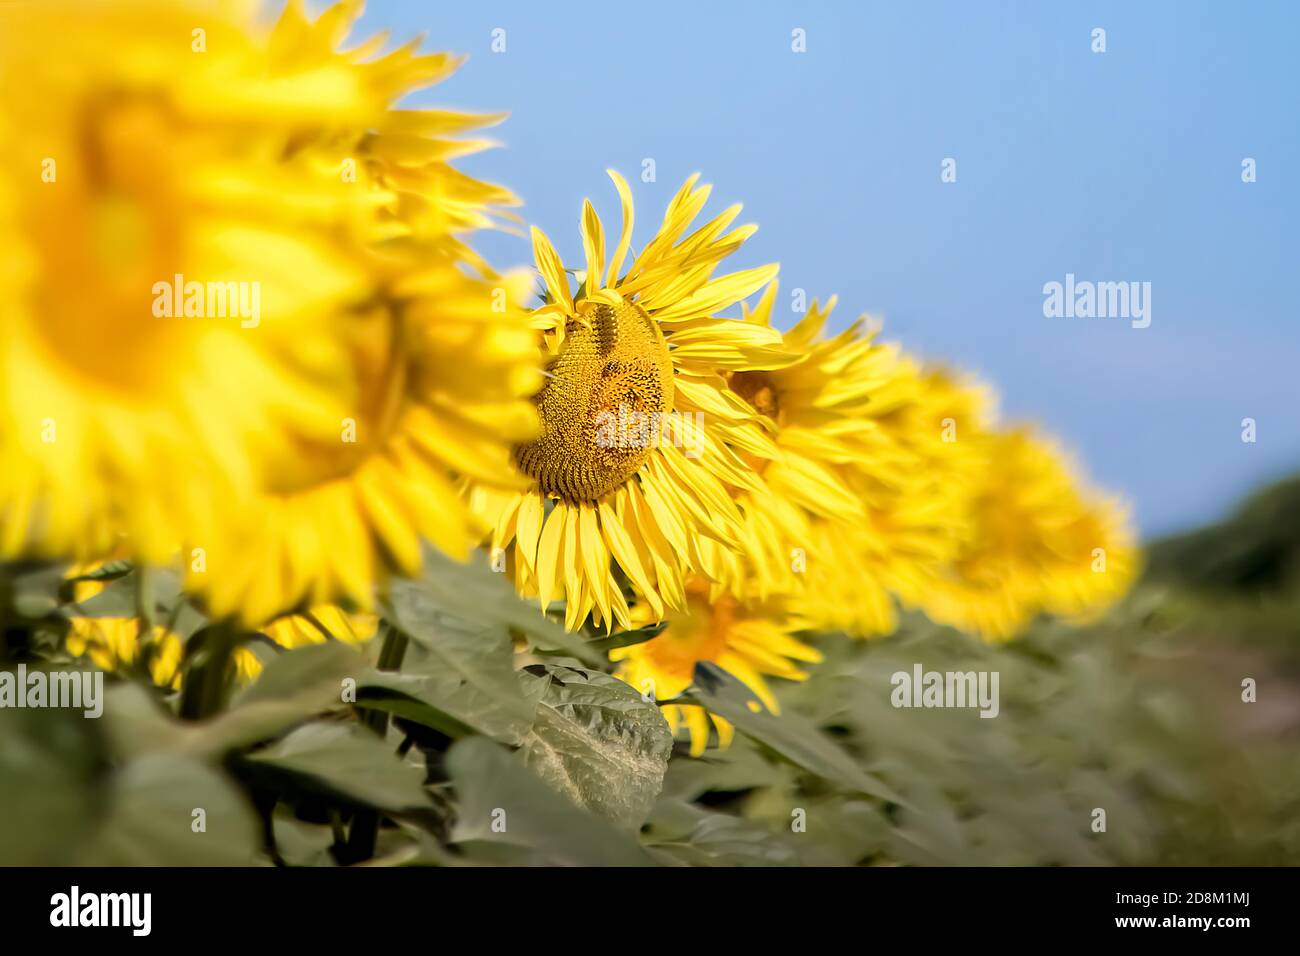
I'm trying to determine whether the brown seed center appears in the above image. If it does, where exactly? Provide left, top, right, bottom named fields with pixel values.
left=513, top=300, right=674, bottom=502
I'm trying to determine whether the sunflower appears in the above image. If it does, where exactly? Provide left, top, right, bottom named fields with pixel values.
left=611, top=578, right=821, bottom=756
left=0, top=0, right=536, bottom=624
left=0, top=0, right=390, bottom=563
left=700, top=284, right=993, bottom=637
left=799, top=363, right=995, bottom=636
left=187, top=269, right=540, bottom=625
left=162, top=2, right=541, bottom=624
left=470, top=171, right=794, bottom=631
left=63, top=561, right=376, bottom=684
left=917, top=427, right=1138, bottom=640
left=65, top=602, right=376, bottom=687
left=63, top=565, right=184, bottom=689
left=65, top=618, right=184, bottom=690
left=697, top=284, right=899, bottom=604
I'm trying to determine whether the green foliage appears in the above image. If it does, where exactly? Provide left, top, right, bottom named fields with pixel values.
left=683, top=663, right=899, bottom=803
left=1145, top=475, right=1300, bottom=594
left=447, top=737, right=653, bottom=866
left=3, top=482, right=1300, bottom=866
left=518, top=664, right=672, bottom=828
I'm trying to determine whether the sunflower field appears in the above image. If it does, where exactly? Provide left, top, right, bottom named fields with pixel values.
left=1, top=0, right=1297, bottom=873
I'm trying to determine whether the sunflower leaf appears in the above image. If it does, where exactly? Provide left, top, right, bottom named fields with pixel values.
left=446, top=736, right=653, bottom=866
left=517, top=664, right=673, bottom=829
left=77, top=755, right=260, bottom=866
left=64, top=559, right=134, bottom=584
left=241, top=723, right=430, bottom=812
left=5, top=561, right=79, bottom=618
left=0, top=705, right=103, bottom=865
left=105, top=643, right=364, bottom=760
left=683, top=662, right=902, bottom=805
left=642, top=798, right=799, bottom=867
left=355, top=664, right=531, bottom=744
left=402, top=548, right=602, bottom=666
left=568, top=620, right=668, bottom=656
left=379, top=580, right=538, bottom=745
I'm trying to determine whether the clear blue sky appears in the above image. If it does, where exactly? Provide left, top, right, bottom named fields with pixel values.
left=351, top=0, right=1299, bottom=538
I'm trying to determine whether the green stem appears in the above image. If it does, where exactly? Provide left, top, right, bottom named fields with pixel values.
left=134, top=566, right=155, bottom=680
left=375, top=621, right=409, bottom=672
left=342, top=622, right=408, bottom=862
left=134, top=566, right=154, bottom=631
left=179, top=621, right=238, bottom=721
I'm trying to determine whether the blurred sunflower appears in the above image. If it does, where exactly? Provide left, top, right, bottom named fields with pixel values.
left=917, top=427, right=1138, bottom=641
left=63, top=562, right=377, bottom=684
left=0, top=0, right=538, bottom=626
left=470, top=171, right=793, bottom=631
left=159, top=1, right=541, bottom=624
left=799, top=364, right=995, bottom=637
left=0, top=0, right=383, bottom=562
left=611, top=578, right=821, bottom=756
left=189, top=271, right=539, bottom=625
left=65, top=602, right=376, bottom=686
left=698, top=284, right=885, bottom=603
left=702, top=285, right=993, bottom=637
left=63, top=565, right=183, bottom=688
left=65, top=619, right=184, bottom=690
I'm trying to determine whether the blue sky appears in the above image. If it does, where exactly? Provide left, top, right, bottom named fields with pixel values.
left=352, top=0, right=1299, bottom=537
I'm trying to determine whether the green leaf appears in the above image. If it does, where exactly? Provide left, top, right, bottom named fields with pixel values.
left=65, top=559, right=134, bottom=583
left=518, top=665, right=672, bottom=829
left=446, top=736, right=653, bottom=866
left=79, top=755, right=261, bottom=866
left=232, top=640, right=360, bottom=710
left=571, top=621, right=668, bottom=657
left=684, top=662, right=902, bottom=804
left=0, top=705, right=103, bottom=864
left=661, top=733, right=792, bottom=801
left=64, top=570, right=141, bottom=618
left=355, top=672, right=492, bottom=740
left=101, top=682, right=193, bottom=759
left=7, top=562, right=69, bottom=618
left=380, top=578, right=538, bottom=744
left=396, top=549, right=602, bottom=666
left=243, top=723, right=429, bottom=811
left=644, top=803, right=799, bottom=867
left=104, top=643, right=365, bottom=760
left=271, top=814, right=338, bottom=868
left=205, top=642, right=365, bottom=752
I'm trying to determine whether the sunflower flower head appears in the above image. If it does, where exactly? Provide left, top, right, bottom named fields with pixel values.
left=0, top=0, right=539, bottom=626
left=471, top=171, right=795, bottom=632
left=514, top=299, right=675, bottom=502
left=611, top=578, right=821, bottom=757
left=93, top=0, right=544, bottom=625
left=801, top=362, right=997, bottom=636
left=0, top=0, right=394, bottom=562
left=700, top=286, right=995, bottom=636
left=919, top=427, right=1139, bottom=640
